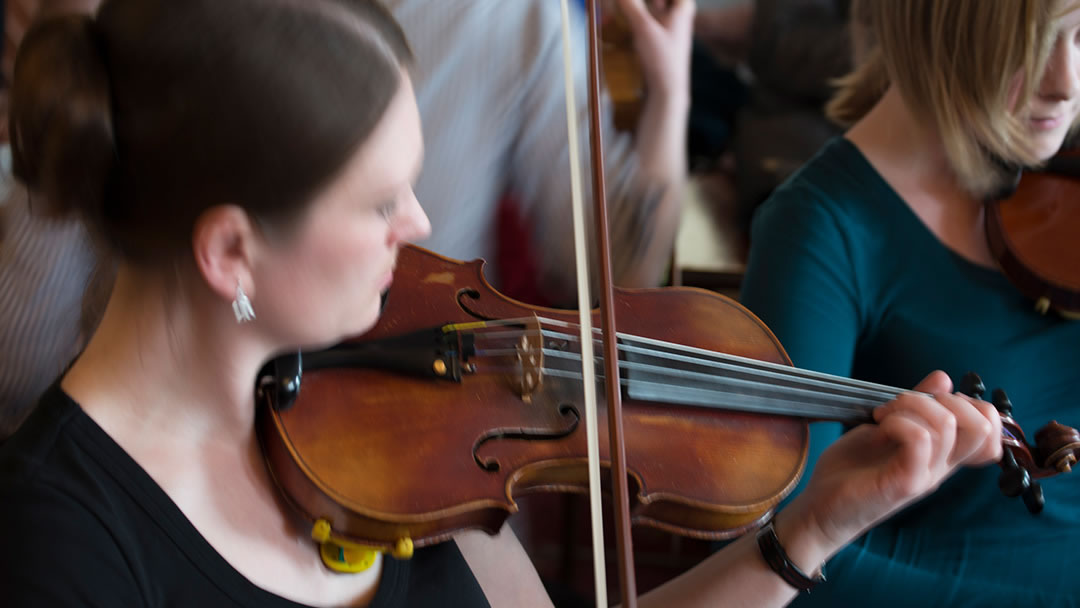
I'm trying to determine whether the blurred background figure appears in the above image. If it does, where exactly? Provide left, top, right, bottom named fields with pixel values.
left=384, top=0, right=694, bottom=308
left=0, top=0, right=106, bottom=441
left=726, top=0, right=852, bottom=230
left=2, top=0, right=98, bottom=82
left=688, top=0, right=752, bottom=170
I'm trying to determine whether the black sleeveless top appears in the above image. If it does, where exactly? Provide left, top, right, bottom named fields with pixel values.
left=0, top=385, right=490, bottom=607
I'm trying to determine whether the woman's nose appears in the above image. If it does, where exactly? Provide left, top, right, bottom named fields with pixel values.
left=1039, top=35, right=1080, bottom=102
left=391, top=188, right=431, bottom=244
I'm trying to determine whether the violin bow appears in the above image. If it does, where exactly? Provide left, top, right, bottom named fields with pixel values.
left=557, top=0, right=638, bottom=605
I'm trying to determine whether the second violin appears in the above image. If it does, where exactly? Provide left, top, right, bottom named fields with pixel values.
left=986, top=149, right=1080, bottom=317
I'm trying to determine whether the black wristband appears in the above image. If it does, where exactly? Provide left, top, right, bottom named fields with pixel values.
left=756, top=519, right=826, bottom=592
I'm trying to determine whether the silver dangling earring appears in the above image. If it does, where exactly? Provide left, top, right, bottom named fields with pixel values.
left=232, top=280, right=255, bottom=323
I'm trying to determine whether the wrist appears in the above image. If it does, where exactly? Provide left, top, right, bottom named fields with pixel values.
left=644, top=77, right=690, bottom=112
left=757, top=518, right=826, bottom=592
left=770, top=499, right=836, bottom=579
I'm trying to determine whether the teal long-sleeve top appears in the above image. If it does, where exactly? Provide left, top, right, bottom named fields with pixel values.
left=740, top=138, right=1080, bottom=607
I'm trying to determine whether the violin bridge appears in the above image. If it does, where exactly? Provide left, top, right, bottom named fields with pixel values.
left=515, top=317, right=545, bottom=402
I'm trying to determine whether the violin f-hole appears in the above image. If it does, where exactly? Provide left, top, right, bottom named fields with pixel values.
left=456, top=287, right=496, bottom=322
left=472, top=403, right=580, bottom=472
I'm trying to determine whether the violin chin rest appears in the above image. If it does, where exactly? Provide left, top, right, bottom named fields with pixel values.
left=258, top=351, right=303, bottom=412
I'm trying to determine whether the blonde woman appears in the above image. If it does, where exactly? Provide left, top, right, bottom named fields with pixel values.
left=741, top=0, right=1080, bottom=605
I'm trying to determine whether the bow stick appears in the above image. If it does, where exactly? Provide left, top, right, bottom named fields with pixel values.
left=558, top=0, right=638, bottom=605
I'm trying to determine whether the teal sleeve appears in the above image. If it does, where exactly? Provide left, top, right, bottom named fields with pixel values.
left=738, top=184, right=864, bottom=496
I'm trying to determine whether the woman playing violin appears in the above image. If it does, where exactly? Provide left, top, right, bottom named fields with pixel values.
left=0, top=1, right=1001, bottom=606
left=742, top=0, right=1080, bottom=605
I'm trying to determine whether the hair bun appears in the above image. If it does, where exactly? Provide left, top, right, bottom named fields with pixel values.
left=9, top=15, right=115, bottom=221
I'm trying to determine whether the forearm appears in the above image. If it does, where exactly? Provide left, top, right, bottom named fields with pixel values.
left=612, top=87, right=689, bottom=288
left=638, top=498, right=833, bottom=608
left=597, top=0, right=692, bottom=290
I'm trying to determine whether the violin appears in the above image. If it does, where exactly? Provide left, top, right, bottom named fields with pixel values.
left=986, top=147, right=1080, bottom=317
left=255, top=244, right=1080, bottom=559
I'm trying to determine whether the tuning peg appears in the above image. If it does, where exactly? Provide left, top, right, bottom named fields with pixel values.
left=1022, top=482, right=1045, bottom=514
left=991, top=388, right=1013, bottom=417
left=998, top=449, right=1030, bottom=498
left=999, top=465, right=1030, bottom=498
left=958, top=372, right=985, bottom=400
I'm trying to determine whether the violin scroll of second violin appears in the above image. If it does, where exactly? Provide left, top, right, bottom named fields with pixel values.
left=1032, top=422, right=1080, bottom=474
left=959, top=372, right=1080, bottom=514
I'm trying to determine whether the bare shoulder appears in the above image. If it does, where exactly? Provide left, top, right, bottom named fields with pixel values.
left=454, top=525, right=553, bottom=608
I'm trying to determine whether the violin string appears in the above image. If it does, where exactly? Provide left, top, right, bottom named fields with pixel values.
left=467, top=317, right=895, bottom=398
left=467, top=352, right=878, bottom=423
left=538, top=368, right=877, bottom=422
left=535, top=317, right=905, bottom=397
left=538, top=323, right=907, bottom=396
left=464, top=319, right=904, bottom=422
left=547, top=346, right=891, bottom=404
left=457, top=319, right=1014, bottom=440
left=468, top=359, right=875, bottom=422
left=548, top=348, right=878, bottom=422
left=610, top=341, right=897, bottom=399
left=467, top=320, right=898, bottom=402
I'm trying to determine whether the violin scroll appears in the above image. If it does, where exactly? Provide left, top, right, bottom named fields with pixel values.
left=1034, top=421, right=1080, bottom=474
left=959, top=372, right=1080, bottom=514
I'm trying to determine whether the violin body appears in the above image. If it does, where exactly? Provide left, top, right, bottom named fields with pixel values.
left=258, top=244, right=807, bottom=551
left=986, top=150, right=1080, bottom=317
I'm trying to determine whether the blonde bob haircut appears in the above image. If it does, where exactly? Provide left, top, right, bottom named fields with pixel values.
left=828, top=0, right=1071, bottom=197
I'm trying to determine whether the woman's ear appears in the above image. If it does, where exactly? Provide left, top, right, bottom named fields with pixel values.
left=191, top=204, right=259, bottom=303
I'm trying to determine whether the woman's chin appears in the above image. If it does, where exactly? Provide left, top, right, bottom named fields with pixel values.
left=1033, top=129, right=1072, bottom=161
left=286, top=297, right=384, bottom=352
left=349, top=299, right=385, bottom=338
